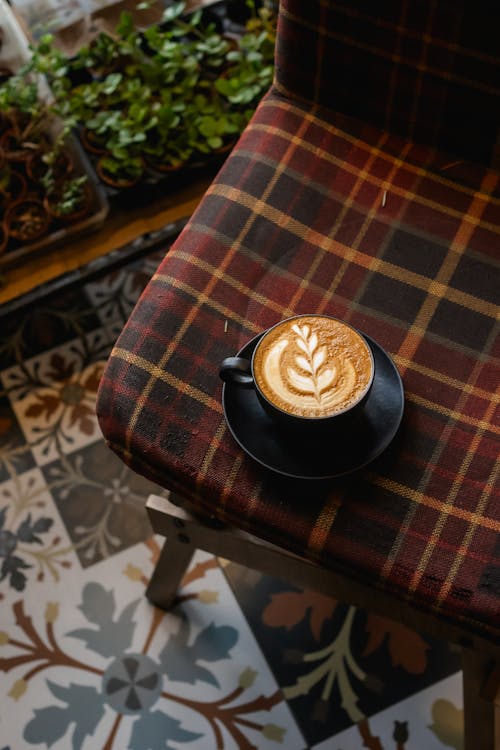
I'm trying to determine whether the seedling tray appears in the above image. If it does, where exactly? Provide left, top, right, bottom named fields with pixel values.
left=0, top=0, right=109, bottom=269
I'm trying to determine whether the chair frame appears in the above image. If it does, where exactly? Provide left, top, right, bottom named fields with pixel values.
left=146, top=493, right=500, bottom=750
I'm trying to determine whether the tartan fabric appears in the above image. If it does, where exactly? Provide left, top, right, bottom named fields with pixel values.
left=97, top=1, right=500, bottom=645
left=97, top=92, right=500, bottom=644
left=275, top=0, right=500, bottom=167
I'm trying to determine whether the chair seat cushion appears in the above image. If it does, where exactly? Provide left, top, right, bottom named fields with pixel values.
left=97, top=90, right=500, bottom=644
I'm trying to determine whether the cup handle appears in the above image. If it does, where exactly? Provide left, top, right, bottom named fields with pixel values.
left=219, top=357, right=254, bottom=386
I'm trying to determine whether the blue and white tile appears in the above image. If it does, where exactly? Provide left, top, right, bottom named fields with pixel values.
left=0, top=542, right=306, bottom=749
left=0, top=466, right=77, bottom=602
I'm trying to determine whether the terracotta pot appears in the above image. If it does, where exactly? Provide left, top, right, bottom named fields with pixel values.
left=0, top=129, right=41, bottom=165
left=0, top=168, right=27, bottom=204
left=43, top=182, right=92, bottom=224
left=96, top=156, right=144, bottom=189
left=26, top=149, right=73, bottom=184
left=144, top=153, right=185, bottom=175
left=5, top=198, right=50, bottom=242
left=80, top=128, right=107, bottom=156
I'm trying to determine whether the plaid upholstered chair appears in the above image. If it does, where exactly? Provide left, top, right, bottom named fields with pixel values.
left=97, top=1, right=500, bottom=746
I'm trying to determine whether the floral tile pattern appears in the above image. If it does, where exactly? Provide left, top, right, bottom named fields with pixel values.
left=222, top=561, right=463, bottom=748
left=0, top=288, right=101, bottom=371
left=44, top=442, right=159, bottom=567
left=1, top=544, right=305, bottom=750
left=0, top=249, right=464, bottom=749
left=2, top=341, right=106, bottom=465
left=0, top=467, right=76, bottom=594
left=83, top=258, right=162, bottom=329
left=313, top=673, right=464, bottom=750
left=0, top=396, right=35, bottom=483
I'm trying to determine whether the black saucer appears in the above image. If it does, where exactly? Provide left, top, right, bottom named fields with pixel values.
left=222, top=333, right=404, bottom=480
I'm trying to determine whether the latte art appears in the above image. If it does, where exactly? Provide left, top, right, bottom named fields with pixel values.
left=253, top=316, right=373, bottom=418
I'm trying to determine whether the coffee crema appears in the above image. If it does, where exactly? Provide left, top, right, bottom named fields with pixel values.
left=253, top=316, right=373, bottom=418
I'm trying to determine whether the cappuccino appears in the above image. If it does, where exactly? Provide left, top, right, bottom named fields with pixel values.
left=253, top=315, right=373, bottom=418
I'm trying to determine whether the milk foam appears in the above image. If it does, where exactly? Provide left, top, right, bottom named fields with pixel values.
left=254, top=317, right=373, bottom=418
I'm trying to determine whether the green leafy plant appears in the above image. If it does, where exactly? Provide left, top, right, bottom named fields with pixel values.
left=45, top=175, right=88, bottom=217
left=97, top=153, right=145, bottom=186
left=72, top=18, right=136, bottom=77
left=215, top=2, right=275, bottom=107
left=0, top=73, right=49, bottom=145
left=0, top=40, right=100, bottom=249
left=185, top=93, right=240, bottom=153
left=20, top=0, right=277, bottom=188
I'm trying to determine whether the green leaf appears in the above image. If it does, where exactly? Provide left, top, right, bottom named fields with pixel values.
left=162, top=2, right=185, bottom=23
left=198, top=116, right=216, bottom=137
left=116, top=11, right=134, bottom=38
left=102, top=73, right=122, bottom=94
left=207, top=135, right=223, bottom=149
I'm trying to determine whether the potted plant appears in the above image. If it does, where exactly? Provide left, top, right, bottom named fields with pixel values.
left=146, top=2, right=232, bottom=75
left=0, top=162, right=27, bottom=203
left=88, top=96, right=153, bottom=185
left=43, top=174, right=91, bottom=223
left=0, top=74, right=52, bottom=164
left=184, top=92, right=241, bottom=157
left=96, top=154, right=145, bottom=189
left=0, top=45, right=77, bottom=171
left=23, top=0, right=277, bottom=192
left=26, top=145, right=73, bottom=184
left=215, top=4, right=275, bottom=108
left=5, top=197, right=49, bottom=242
left=0, top=43, right=101, bottom=253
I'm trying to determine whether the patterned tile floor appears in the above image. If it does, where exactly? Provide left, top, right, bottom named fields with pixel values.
left=0, top=249, right=464, bottom=749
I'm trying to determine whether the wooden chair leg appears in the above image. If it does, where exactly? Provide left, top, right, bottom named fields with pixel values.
left=462, top=649, right=499, bottom=750
left=146, top=533, right=194, bottom=610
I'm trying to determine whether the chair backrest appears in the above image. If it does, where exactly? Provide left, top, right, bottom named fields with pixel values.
left=274, top=0, right=500, bottom=167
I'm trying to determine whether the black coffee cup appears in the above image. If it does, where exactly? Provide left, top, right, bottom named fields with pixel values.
left=220, top=315, right=375, bottom=432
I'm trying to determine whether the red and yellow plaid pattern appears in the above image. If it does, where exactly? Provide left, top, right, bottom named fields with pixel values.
left=276, top=0, right=500, bottom=168
left=97, top=0, right=500, bottom=644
